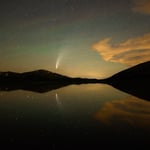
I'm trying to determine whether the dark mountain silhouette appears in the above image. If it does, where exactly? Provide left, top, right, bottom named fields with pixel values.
left=108, top=61, right=150, bottom=81
left=106, top=61, right=150, bottom=101
left=0, top=69, right=102, bottom=93
left=0, top=70, right=70, bottom=82
left=0, top=61, right=150, bottom=101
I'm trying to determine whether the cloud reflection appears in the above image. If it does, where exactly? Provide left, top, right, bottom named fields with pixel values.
left=95, top=97, right=150, bottom=130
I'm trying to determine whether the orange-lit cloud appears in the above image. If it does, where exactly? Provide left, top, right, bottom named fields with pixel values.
left=94, top=97, right=150, bottom=129
left=132, top=0, right=150, bottom=15
left=92, top=33, right=150, bottom=66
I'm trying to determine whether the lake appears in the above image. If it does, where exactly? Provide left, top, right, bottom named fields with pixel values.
left=0, top=84, right=150, bottom=148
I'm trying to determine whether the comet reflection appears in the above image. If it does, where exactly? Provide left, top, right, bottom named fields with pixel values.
left=55, top=93, right=62, bottom=108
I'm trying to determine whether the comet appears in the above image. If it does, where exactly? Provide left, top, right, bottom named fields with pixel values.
left=55, top=50, right=67, bottom=70
left=55, top=57, right=60, bottom=69
left=56, top=53, right=63, bottom=70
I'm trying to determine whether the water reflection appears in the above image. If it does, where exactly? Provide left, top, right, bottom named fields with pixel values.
left=0, top=79, right=150, bottom=102
left=0, top=83, right=150, bottom=146
left=95, top=96, right=150, bottom=131
left=109, top=80, right=150, bottom=101
left=55, top=93, right=61, bottom=106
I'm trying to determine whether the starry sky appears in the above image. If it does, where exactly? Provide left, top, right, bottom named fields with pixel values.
left=0, top=0, right=150, bottom=78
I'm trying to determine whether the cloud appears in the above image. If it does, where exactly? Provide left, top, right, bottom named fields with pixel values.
left=94, top=97, right=150, bottom=129
left=92, top=33, right=150, bottom=66
left=132, top=0, right=150, bottom=15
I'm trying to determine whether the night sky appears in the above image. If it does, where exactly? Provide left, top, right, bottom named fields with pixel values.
left=1, top=0, right=150, bottom=78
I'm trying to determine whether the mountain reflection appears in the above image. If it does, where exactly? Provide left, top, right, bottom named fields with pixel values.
left=0, top=82, right=70, bottom=93
left=109, top=79, right=150, bottom=101
left=0, top=81, right=150, bottom=102
left=95, top=96, right=150, bottom=130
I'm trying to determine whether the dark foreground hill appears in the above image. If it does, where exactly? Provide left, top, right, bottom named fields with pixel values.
left=106, top=61, right=150, bottom=100
left=108, top=61, right=150, bottom=81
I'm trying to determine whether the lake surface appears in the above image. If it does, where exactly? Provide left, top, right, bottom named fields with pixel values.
left=0, top=84, right=150, bottom=147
